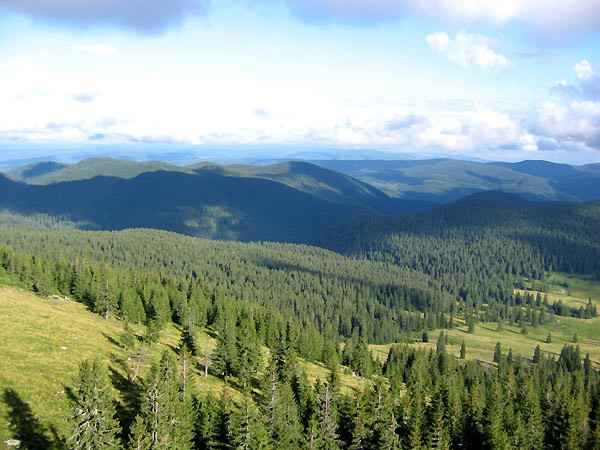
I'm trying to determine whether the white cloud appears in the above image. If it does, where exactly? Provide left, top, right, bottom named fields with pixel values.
left=426, top=31, right=513, bottom=72
left=534, top=100, right=600, bottom=149
left=573, top=60, right=594, bottom=80
left=72, top=44, right=118, bottom=54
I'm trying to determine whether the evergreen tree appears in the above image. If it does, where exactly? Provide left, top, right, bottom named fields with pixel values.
left=67, top=359, right=121, bottom=450
left=132, top=352, right=195, bottom=449
left=314, top=382, right=341, bottom=450
left=460, top=341, right=466, bottom=359
left=228, top=395, right=270, bottom=450
left=493, top=342, right=502, bottom=364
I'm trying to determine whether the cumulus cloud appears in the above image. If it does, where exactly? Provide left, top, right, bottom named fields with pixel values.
left=0, top=0, right=208, bottom=34
left=534, top=101, right=600, bottom=149
left=426, top=31, right=513, bottom=72
left=550, top=61, right=600, bottom=101
left=573, top=60, right=595, bottom=80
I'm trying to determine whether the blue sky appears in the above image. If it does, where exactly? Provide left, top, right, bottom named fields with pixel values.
left=0, top=0, right=599, bottom=163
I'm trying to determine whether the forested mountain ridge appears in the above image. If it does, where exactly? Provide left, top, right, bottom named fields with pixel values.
left=5, top=157, right=189, bottom=184
left=0, top=170, right=372, bottom=243
left=212, top=161, right=421, bottom=214
left=313, top=158, right=600, bottom=203
left=323, top=193, right=600, bottom=316
left=4, top=157, right=417, bottom=215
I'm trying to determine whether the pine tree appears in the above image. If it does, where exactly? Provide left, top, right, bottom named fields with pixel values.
left=129, top=416, right=151, bottom=450
left=493, top=342, right=502, bottom=364
left=67, top=359, right=121, bottom=450
left=314, top=382, right=341, bottom=450
left=179, top=326, right=198, bottom=356
left=460, top=341, right=466, bottom=359
left=270, top=381, right=303, bottom=449
left=228, top=395, right=270, bottom=450
left=195, top=393, right=227, bottom=450
left=132, top=352, right=195, bottom=449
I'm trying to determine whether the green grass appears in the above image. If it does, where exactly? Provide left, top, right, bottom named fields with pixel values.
left=371, top=273, right=600, bottom=367
left=371, top=316, right=600, bottom=367
left=0, top=286, right=367, bottom=446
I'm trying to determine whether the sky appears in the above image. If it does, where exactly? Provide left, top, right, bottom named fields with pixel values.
left=0, top=0, right=599, bottom=164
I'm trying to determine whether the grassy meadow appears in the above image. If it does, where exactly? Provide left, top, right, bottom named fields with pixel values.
left=0, top=285, right=365, bottom=447
left=371, top=273, right=600, bottom=367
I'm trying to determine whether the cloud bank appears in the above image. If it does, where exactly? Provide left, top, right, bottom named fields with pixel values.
left=0, top=0, right=208, bottom=33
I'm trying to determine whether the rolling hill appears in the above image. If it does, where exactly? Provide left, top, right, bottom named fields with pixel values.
left=0, top=169, right=374, bottom=243
left=3, top=157, right=426, bottom=218
left=313, top=158, right=600, bottom=203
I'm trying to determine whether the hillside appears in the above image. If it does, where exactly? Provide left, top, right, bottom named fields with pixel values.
left=313, top=158, right=600, bottom=203
left=216, top=161, right=422, bottom=214
left=490, top=160, right=600, bottom=201
left=0, top=285, right=366, bottom=447
left=5, top=157, right=419, bottom=216
left=0, top=169, right=370, bottom=243
left=6, top=158, right=188, bottom=184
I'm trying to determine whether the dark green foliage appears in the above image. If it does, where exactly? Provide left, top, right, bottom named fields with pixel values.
left=131, top=352, right=195, bottom=449
left=227, top=395, right=270, bottom=450
left=68, top=359, right=121, bottom=450
left=179, top=326, right=198, bottom=356
left=0, top=162, right=383, bottom=244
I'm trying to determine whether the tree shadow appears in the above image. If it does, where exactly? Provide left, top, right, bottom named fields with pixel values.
left=2, top=388, right=65, bottom=450
left=108, top=364, right=144, bottom=441
left=102, top=331, right=123, bottom=349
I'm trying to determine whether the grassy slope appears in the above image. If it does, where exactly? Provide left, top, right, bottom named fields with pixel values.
left=371, top=274, right=600, bottom=366
left=0, top=284, right=364, bottom=445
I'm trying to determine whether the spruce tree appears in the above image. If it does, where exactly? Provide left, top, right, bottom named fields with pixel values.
left=131, top=352, right=195, bottom=449
left=67, top=359, right=121, bottom=450
left=228, top=395, right=270, bottom=450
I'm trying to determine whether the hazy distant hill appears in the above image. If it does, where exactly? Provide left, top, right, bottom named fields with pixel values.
left=489, top=160, right=600, bottom=201
left=7, top=157, right=188, bottom=184
left=6, top=161, right=69, bottom=182
left=313, top=158, right=600, bottom=203
left=6, top=157, right=427, bottom=216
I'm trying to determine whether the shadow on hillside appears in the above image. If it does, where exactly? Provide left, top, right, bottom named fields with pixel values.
left=102, top=331, right=123, bottom=349
left=2, top=388, right=65, bottom=450
left=108, top=359, right=144, bottom=440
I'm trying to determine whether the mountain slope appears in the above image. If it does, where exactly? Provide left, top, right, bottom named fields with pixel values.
left=6, top=161, right=68, bottom=182
left=0, top=170, right=368, bottom=243
left=313, top=158, right=599, bottom=203
left=207, top=161, right=422, bottom=214
left=5, top=158, right=429, bottom=216
left=11, top=157, right=188, bottom=184
left=490, top=160, right=600, bottom=201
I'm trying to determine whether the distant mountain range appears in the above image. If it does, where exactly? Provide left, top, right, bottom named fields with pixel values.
left=0, top=158, right=424, bottom=243
left=313, top=158, right=600, bottom=203
left=2, top=156, right=599, bottom=245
